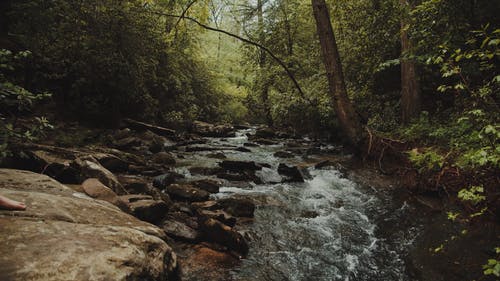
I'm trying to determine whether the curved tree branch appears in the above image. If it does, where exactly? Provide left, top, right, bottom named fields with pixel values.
left=151, top=10, right=312, bottom=105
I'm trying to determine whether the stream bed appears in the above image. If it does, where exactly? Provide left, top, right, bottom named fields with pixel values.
left=176, top=128, right=422, bottom=281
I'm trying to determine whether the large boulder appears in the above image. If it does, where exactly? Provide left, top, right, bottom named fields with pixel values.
left=166, top=184, right=210, bottom=202
left=254, top=127, right=276, bottom=138
left=0, top=169, right=177, bottom=281
left=219, top=160, right=261, bottom=172
left=119, top=194, right=169, bottom=224
left=152, top=171, right=185, bottom=189
left=93, top=152, right=130, bottom=173
left=216, top=197, right=255, bottom=218
left=278, top=163, right=305, bottom=182
left=151, top=152, right=176, bottom=166
left=192, top=121, right=235, bottom=137
left=75, top=155, right=128, bottom=195
left=162, top=219, right=199, bottom=242
left=82, top=178, right=129, bottom=212
left=189, top=179, right=221, bottom=193
left=199, top=218, right=249, bottom=256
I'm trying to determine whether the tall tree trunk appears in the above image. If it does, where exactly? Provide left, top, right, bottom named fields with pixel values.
left=400, top=0, right=421, bottom=124
left=311, top=0, right=363, bottom=146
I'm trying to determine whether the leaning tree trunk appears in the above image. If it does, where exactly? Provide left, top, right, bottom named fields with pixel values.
left=400, top=0, right=421, bottom=124
left=311, top=0, right=364, bottom=146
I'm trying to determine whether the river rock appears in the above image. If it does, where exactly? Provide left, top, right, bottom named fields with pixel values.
left=274, top=151, right=295, bottom=158
left=253, top=138, right=277, bottom=145
left=219, top=160, right=261, bottom=172
left=119, top=194, right=169, bottom=223
left=189, top=166, right=224, bottom=176
left=152, top=151, right=176, bottom=165
left=27, top=150, right=81, bottom=184
left=162, top=219, right=199, bottom=242
left=192, top=121, right=235, bottom=137
left=113, top=136, right=142, bottom=150
left=75, top=155, right=127, bottom=194
left=217, top=197, right=255, bottom=218
left=278, top=163, right=305, bottom=182
left=153, top=171, right=185, bottom=189
left=166, top=184, right=210, bottom=202
left=197, top=209, right=237, bottom=227
left=0, top=169, right=177, bottom=281
left=93, top=152, right=129, bottom=173
left=243, top=142, right=259, bottom=147
left=255, top=127, right=276, bottom=138
left=190, top=179, right=221, bottom=193
left=217, top=171, right=262, bottom=184
left=82, top=178, right=129, bottom=212
left=206, top=152, right=227, bottom=159
left=199, top=218, right=249, bottom=256
left=236, top=147, right=252, bottom=152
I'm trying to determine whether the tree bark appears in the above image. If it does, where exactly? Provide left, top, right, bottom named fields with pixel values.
left=311, top=0, right=364, bottom=146
left=400, top=0, right=421, bottom=124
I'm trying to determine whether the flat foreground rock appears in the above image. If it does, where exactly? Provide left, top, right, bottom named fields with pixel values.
left=0, top=169, right=177, bottom=281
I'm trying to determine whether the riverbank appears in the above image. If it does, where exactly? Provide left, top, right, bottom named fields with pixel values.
left=1, top=120, right=498, bottom=280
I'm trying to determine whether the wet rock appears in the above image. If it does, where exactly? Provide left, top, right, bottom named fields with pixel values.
left=120, top=194, right=169, bottom=224
left=217, top=171, right=262, bottom=184
left=191, top=200, right=219, bottom=211
left=315, top=160, right=336, bottom=169
left=26, top=150, right=81, bottom=184
left=113, top=136, right=142, bottom=150
left=255, top=127, right=276, bottom=138
left=197, top=209, right=237, bottom=227
left=114, top=128, right=132, bottom=140
left=188, top=166, right=224, bottom=176
left=199, top=218, right=249, bottom=256
left=162, top=219, right=199, bottom=242
left=152, top=171, right=185, bottom=189
left=192, top=121, right=235, bottom=137
left=236, top=147, right=252, bottom=152
left=278, top=163, right=305, bottom=183
left=75, top=155, right=127, bottom=194
left=206, top=152, right=227, bottom=159
left=219, top=160, right=261, bottom=172
left=123, top=118, right=176, bottom=137
left=0, top=169, right=177, bottom=281
left=180, top=245, right=239, bottom=280
left=253, top=138, right=277, bottom=145
left=234, top=124, right=251, bottom=130
left=151, top=151, right=176, bottom=166
left=166, top=184, right=210, bottom=202
left=301, top=210, right=320, bottom=218
left=82, top=178, right=129, bottom=212
left=93, top=153, right=129, bottom=173
left=190, top=179, right=221, bottom=193
left=243, top=142, right=259, bottom=147
left=217, top=197, right=255, bottom=218
left=274, top=151, right=295, bottom=158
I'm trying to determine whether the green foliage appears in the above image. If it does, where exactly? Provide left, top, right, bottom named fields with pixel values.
left=0, top=49, right=52, bottom=158
left=7, top=0, right=224, bottom=126
left=407, top=147, right=445, bottom=173
left=483, top=248, right=500, bottom=277
left=457, top=185, right=486, bottom=205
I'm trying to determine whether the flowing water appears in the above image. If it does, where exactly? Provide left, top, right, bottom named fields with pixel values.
left=176, top=128, right=421, bottom=281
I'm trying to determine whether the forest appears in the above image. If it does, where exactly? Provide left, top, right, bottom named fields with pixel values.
left=0, top=0, right=499, bottom=280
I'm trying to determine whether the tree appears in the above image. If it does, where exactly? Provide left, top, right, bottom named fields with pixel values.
left=311, top=0, right=364, bottom=145
left=400, top=0, right=421, bottom=124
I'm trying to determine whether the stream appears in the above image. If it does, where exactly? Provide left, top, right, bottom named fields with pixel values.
left=175, top=128, right=421, bottom=281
